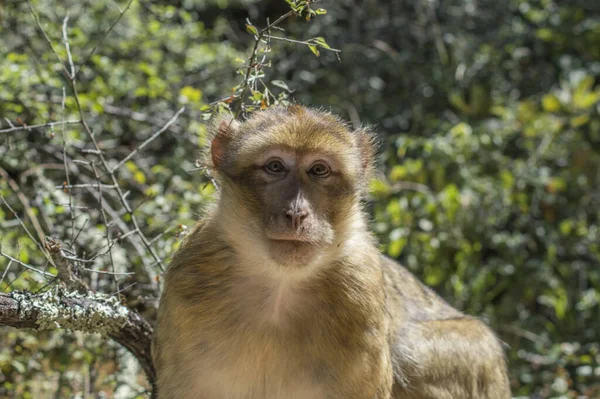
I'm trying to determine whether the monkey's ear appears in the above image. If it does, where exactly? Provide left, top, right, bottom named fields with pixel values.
left=354, top=126, right=380, bottom=179
left=208, top=113, right=239, bottom=169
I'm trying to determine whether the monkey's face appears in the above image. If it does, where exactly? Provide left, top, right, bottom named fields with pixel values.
left=238, top=147, right=349, bottom=265
left=209, top=106, right=377, bottom=267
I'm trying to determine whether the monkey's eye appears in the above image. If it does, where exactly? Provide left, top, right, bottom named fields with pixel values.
left=308, top=162, right=331, bottom=178
left=264, top=159, right=287, bottom=175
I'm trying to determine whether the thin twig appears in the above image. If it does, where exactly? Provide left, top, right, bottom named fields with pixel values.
left=389, top=181, right=433, bottom=196
left=0, top=261, right=13, bottom=287
left=0, top=120, right=80, bottom=134
left=268, top=35, right=341, bottom=52
left=0, top=168, right=47, bottom=248
left=148, top=226, right=175, bottom=246
left=0, top=251, right=55, bottom=278
left=55, top=184, right=117, bottom=190
left=103, top=104, right=185, bottom=134
left=90, top=162, right=121, bottom=292
left=72, top=218, right=89, bottom=244
left=110, top=281, right=137, bottom=296
left=0, top=194, right=48, bottom=259
left=111, top=106, right=186, bottom=173
left=60, top=86, right=77, bottom=249
left=528, top=129, right=559, bottom=167
left=62, top=16, right=76, bottom=77
left=78, top=266, right=134, bottom=276
left=27, top=1, right=71, bottom=79
left=75, top=0, right=135, bottom=77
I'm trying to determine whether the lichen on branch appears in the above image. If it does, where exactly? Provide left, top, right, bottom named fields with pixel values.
left=0, top=286, right=156, bottom=389
left=10, top=286, right=129, bottom=333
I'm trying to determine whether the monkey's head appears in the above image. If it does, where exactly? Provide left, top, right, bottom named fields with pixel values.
left=207, top=105, right=378, bottom=270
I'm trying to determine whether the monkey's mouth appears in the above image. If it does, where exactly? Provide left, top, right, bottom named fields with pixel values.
left=266, top=231, right=314, bottom=243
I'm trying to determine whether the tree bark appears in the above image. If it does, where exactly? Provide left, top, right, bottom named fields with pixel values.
left=0, top=289, right=156, bottom=394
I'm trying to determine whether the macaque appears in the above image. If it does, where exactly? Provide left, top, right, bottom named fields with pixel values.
left=152, top=105, right=511, bottom=399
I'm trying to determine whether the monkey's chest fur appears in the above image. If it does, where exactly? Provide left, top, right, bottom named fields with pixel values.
left=184, top=327, right=329, bottom=399
left=155, top=263, right=391, bottom=399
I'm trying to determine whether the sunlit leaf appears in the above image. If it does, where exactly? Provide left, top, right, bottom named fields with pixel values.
left=246, top=24, right=259, bottom=36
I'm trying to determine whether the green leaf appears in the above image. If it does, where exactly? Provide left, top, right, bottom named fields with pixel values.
left=314, top=37, right=331, bottom=49
left=134, top=170, right=146, bottom=185
left=250, top=90, right=263, bottom=101
left=536, top=28, right=553, bottom=41
left=570, top=114, right=590, bottom=127
left=179, top=86, right=203, bottom=103
left=572, top=76, right=600, bottom=109
left=308, top=45, right=320, bottom=57
left=448, top=91, right=471, bottom=114
left=448, top=122, right=472, bottom=137
left=387, top=236, right=407, bottom=258
left=246, top=24, right=259, bottom=36
left=542, top=94, right=561, bottom=112
left=315, top=8, right=327, bottom=14
left=369, top=179, right=390, bottom=197
left=389, top=165, right=407, bottom=181
left=271, top=80, right=292, bottom=92
left=575, top=75, right=595, bottom=95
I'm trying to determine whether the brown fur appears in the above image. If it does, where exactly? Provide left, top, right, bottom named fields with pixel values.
left=152, top=106, right=510, bottom=398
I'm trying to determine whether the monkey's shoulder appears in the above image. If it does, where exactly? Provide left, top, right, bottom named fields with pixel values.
left=163, top=226, right=237, bottom=293
left=380, top=256, right=461, bottom=322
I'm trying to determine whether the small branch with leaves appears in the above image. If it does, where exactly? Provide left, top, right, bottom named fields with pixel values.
left=205, top=0, right=339, bottom=118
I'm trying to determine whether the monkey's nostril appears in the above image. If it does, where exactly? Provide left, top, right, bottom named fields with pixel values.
left=285, top=209, right=308, bottom=230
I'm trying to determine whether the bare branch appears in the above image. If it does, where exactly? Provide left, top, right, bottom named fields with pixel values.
left=55, top=183, right=118, bottom=190
left=103, top=104, right=185, bottom=134
left=26, top=1, right=71, bottom=79
left=0, top=260, right=13, bottom=286
left=0, top=193, right=48, bottom=259
left=0, top=250, right=55, bottom=278
left=111, top=106, right=186, bottom=173
left=55, top=85, right=82, bottom=252
left=62, top=16, right=76, bottom=77
left=75, top=0, right=135, bottom=77
left=0, top=120, right=81, bottom=134
left=0, top=169, right=47, bottom=248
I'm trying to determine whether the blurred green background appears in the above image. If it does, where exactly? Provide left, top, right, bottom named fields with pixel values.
left=1, top=0, right=599, bottom=397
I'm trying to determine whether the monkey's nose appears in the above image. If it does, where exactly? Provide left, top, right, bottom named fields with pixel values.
left=285, top=209, right=308, bottom=230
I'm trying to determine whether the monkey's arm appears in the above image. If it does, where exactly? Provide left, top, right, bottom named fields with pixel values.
left=382, top=257, right=510, bottom=399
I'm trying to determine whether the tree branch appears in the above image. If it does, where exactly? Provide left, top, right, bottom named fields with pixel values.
left=0, top=287, right=155, bottom=391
